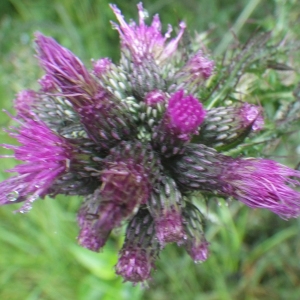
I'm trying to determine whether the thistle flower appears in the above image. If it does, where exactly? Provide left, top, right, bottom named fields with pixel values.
left=14, top=90, right=37, bottom=117
left=152, top=90, right=206, bottom=155
left=220, top=158, right=300, bottom=219
left=170, top=144, right=300, bottom=219
left=77, top=141, right=161, bottom=251
left=1, top=2, right=299, bottom=285
left=166, top=90, right=206, bottom=135
left=77, top=189, right=110, bottom=251
left=148, top=176, right=185, bottom=244
left=92, top=58, right=113, bottom=77
left=38, top=74, right=56, bottom=92
left=36, top=34, right=137, bottom=149
left=115, top=207, right=160, bottom=283
left=36, top=32, right=98, bottom=98
left=144, top=90, right=166, bottom=107
left=171, top=50, right=215, bottom=93
left=182, top=202, right=209, bottom=262
left=185, top=51, right=214, bottom=80
left=110, top=3, right=186, bottom=65
left=239, top=102, right=264, bottom=131
left=77, top=169, right=146, bottom=252
left=194, top=102, right=264, bottom=150
left=0, top=117, right=76, bottom=211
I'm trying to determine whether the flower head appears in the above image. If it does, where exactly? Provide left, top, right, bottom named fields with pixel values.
left=115, top=208, right=160, bottom=284
left=148, top=177, right=185, bottom=244
left=1, top=2, right=299, bottom=285
left=14, top=90, right=37, bottom=117
left=171, top=144, right=300, bottom=219
left=195, top=103, right=264, bottom=150
left=145, top=90, right=166, bottom=107
left=77, top=190, right=110, bottom=251
left=152, top=90, right=206, bottom=155
left=36, top=33, right=137, bottom=149
left=35, top=33, right=98, bottom=98
left=220, top=158, right=300, bottom=219
left=166, top=90, right=206, bottom=135
left=93, top=58, right=113, bottom=77
left=110, top=3, right=186, bottom=64
left=186, top=51, right=214, bottom=80
left=38, top=74, right=56, bottom=92
left=181, top=202, right=209, bottom=262
left=239, top=102, right=264, bottom=131
left=173, top=51, right=214, bottom=93
left=0, top=116, right=75, bottom=211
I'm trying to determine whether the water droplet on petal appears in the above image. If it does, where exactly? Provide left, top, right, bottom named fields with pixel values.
left=7, top=191, right=19, bottom=202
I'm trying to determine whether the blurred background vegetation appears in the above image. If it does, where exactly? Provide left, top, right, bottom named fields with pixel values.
left=1, top=0, right=300, bottom=299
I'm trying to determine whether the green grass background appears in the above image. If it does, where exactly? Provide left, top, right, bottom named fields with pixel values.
left=1, top=0, right=300, bottom=299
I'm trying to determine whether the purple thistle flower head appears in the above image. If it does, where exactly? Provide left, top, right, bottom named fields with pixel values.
left=14, top=90, right=37, bottom=117
left=151, top=90, right=206, bottom=156
left=77, top=190, right=110, bottom=252
left=220, top=158, right=300, bottom=219
left=182, top=50, right=214, bottom=81
left=38, top=74, right=56, bottom=92
left=78, top=166, right=149, bottom=252
left=145, top=90, right=166, bottom=107
left=0, top=116, right=75, bottom=211
left=110, top=3, right=186, bottom=64
left=92, top=58, right=113, bottom=77
left=115, top=208, right=160, bottom=284
left=167, top=90, right=206, bottom=136
left=172, top=144, right=300, bottom=219
left=239, top=102, right=264, bottom=131
left=181, top=202, right=209, bottom=262
left=148, top=177, right=185, bottom=244
left=100, top=162, right=150, bottom=207
left=36, top=35, right=136, bottom=148
left=195, top=103, right=264, bottom=150
left=116, top=247, right=154, bottom=284
left=78, top=156, right=153, bottom=252
left=73, top=91, right=135, bottom=148
left=186, top=239, right=209, bottom=262
left=155, top=210, right=185, bottom=244
left=35, top=33, right=98, bottom=98
left=105, top=141, right=162, bottom=187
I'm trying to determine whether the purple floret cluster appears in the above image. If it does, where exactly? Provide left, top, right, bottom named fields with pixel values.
left=1, top=3, right=300, bottom=284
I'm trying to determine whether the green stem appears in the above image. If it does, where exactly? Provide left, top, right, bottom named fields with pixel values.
left=214, top=0, right=262, bottom=56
